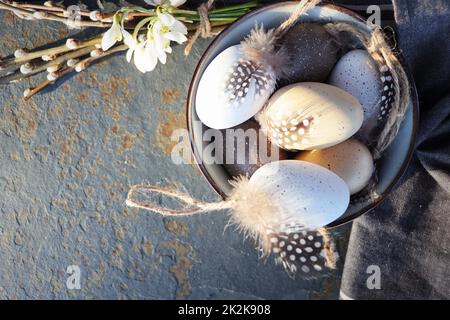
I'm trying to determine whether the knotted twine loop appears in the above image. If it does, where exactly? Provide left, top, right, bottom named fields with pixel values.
left=125, top=184, right=233, bottom=216
left=126, top=183, right=337, bottom=269
left=325, top=22, right=410, bottom=159
left=273, top=0, right=322, bottom=38
left=184, top=0, right=215, bottom=55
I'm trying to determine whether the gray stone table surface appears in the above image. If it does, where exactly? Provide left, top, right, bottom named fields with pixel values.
left=0, top=9, right=350, bottom=299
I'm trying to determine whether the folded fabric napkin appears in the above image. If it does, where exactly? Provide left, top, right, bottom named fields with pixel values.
left=340, top=0, right=450, bottom=300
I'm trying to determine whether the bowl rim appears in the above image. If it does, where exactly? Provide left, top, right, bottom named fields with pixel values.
left=186, top=1, right=419, bottom=228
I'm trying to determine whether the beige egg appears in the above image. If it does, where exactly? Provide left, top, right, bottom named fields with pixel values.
left=257, top=82, right=364, bottom=151
left=296, top=138, right=374, bottom=195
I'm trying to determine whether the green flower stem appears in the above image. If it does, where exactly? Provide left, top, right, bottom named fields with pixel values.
left=119, top=6, right=155, bottom=14
left=170, top=9, right=197, bottom=16
left=132, top=17, right=154, bottom=40
left=210, top=1, right=259, bottom=12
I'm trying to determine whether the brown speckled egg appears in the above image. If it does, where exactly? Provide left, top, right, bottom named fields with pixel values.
left=258, top=82, right=364, bottom=151
left=296, top=138, right=374, bottom=195
left=220, top=118, right=288, bottom=178
left=278, top=23, right=342, bottom=85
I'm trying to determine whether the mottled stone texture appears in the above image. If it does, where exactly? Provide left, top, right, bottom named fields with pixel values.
left=0, top=10, right=350, bottom=299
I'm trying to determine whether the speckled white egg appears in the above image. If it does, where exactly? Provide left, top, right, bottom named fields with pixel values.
left=249, top=160, right=350, bottom=229
left=296, top=138, right=374, bottom=195
left=258, top=82, right=364, bottom=150
left=327, top=49, right=395, bottom=141
left=196, top=45, right=276, bottom=129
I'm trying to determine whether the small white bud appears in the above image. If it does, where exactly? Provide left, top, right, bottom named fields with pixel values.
left=65, top=38, right=79, bottom=50
left=89, top=10, right=100, bottom=21
left=32, top=11, right=47, bottom=19
left=66, top=59, right=79, bottom=67
left=19, top=13, right=35, bottom=20
left=14, top=48, right=27, bottom=58
left=47, top=72, right=58, bottom=81
left=20, top=63, right=33, bottom=74
left=42, top=54, right=56, bottom=61
left=44, top=1, right=54, bottom=7
left=46, top=64, right=61, bottom=73
left=75, top=62, right=87, bottom=72
left=90, top=49, right=102, bottom=57
left=23, top=88, right=32, bottom=98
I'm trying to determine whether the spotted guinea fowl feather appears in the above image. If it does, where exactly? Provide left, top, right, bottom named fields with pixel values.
left=223, top=59, right=276, bottom=106
left=267, top=228, right=339, bottom=276
left=378, top=65, right=396, bottom=122
left=221, top=24, right=288, bottom=108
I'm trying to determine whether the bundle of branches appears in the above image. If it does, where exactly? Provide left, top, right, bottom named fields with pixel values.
left=0, top=0, right=258, bottom=99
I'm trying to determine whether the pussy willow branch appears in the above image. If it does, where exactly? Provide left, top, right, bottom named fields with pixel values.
left=23, top=44, right=127, bottom=100
left=0, top=1, right=256, bottom=99
left=0, top=45, right=98, bottom=84
left=1, top=37, right=100, bottom=67
left=0, top=0, right=258, bottom=28
left=23, top=67, right=72, bottom=101
left=0, top=1, right=112, bottom=27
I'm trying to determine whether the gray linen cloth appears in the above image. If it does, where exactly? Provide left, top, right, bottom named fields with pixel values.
left=340, top=0, right=450, bottom=300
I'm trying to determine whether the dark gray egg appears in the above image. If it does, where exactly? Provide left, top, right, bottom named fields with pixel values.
left=278, top=23, right=342, bottom=85
left=219, top=118, right=288, bottom=178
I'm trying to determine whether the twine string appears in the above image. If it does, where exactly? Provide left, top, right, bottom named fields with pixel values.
left=273, top=0, right=322, bottom=38
left=125, top=184, right=232, bottom=216
left=126, top=184, right=337, bottom=269
left=369, top=29, right=409, bottom=157
left=317, top=227, right=336, bottom=269
left=184, top=0, right=215, bottom=55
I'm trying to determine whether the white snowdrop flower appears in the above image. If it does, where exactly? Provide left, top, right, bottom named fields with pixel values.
left=101, top=14, right=123, bottom=51
left=152, top=13, right=187, bottom=65
left=133, top=40, right=158, bottom=73
left=122, top=29, right=137, bottom=63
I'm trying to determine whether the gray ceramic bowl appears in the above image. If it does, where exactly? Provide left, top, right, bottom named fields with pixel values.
left=186, top=1, right=419, bottom=227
